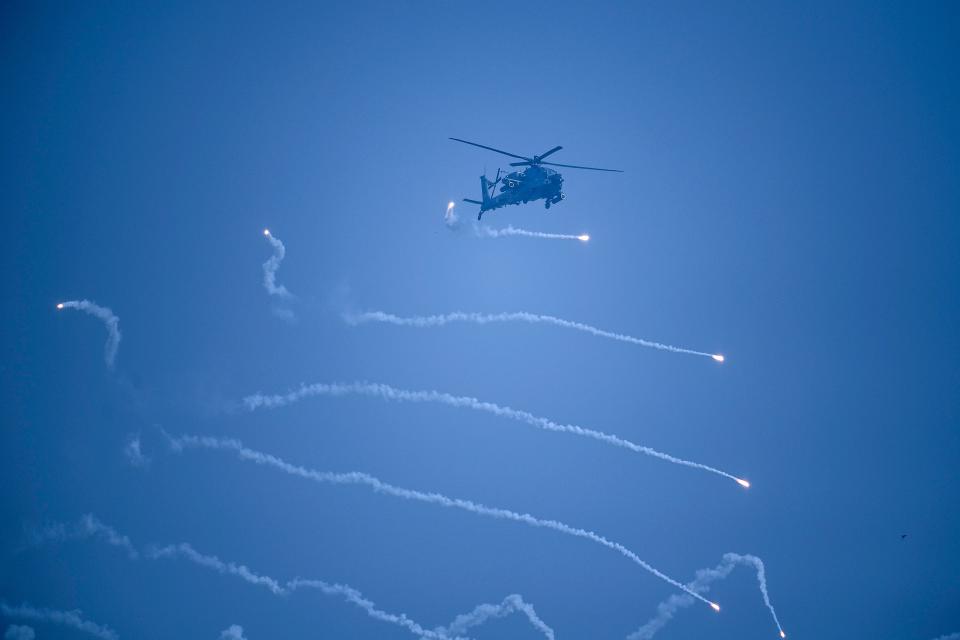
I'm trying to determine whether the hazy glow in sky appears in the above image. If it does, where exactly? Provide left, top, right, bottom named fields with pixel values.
left=3, top=2, right=959, bottom=639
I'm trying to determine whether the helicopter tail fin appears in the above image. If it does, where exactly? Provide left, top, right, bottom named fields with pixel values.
left=480, top=175, right=493, bottom=206
left=463, top=176, right=491, bottom=211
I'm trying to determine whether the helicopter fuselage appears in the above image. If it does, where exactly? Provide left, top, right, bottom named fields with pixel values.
left=479, top=166, right=565, bottom=217
left=451, top=137, right=621, bottom=219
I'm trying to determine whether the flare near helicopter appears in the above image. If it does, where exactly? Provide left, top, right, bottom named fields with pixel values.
left=450, top=137, right=623, bottom=220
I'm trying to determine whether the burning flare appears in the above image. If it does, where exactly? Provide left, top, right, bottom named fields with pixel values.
left=736, top=478, right=751, bottom=488
left=261, top=229, right=292, bottom=298
left=244, top=380, right=749, bottom=486
left=710, top=602, right=721, bottom=612
left=444, top=201, right=460, bottom=229
left=476, top=225, right=590, bottom=242
left=55, top=299, right=122, bottom=370
left=712, top=354, right=725, bottom=363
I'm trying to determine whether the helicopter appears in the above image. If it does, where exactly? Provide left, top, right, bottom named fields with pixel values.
left=450, top=137, right=622, bottom=220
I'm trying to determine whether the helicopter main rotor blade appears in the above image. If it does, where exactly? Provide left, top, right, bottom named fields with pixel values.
left=509, top=161, right=533, bottom=167
left=449, top=137, right=531, bottom=162
left=541, top=161, right=624, bottom=172
left=537, top=145, right=563, bottom=160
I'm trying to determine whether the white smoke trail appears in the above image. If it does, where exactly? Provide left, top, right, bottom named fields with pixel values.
left=242, top=381, right=747, bottom=487
left=220, top=625, right=247, bottom=640
left=55, top=300, right=121, bottom=369
left=932, top=634, right=960, bottom=640
left=627, top=552, right=785, bottom=639
left=262, top=229, right=292, bottom=298
left=148, top=543, right=287, bottom=595
left=434, top=594, right=554, bottom=640
left=286, top=578, right=454, bottom=639
left=444, top=202, right=460, bottom=230
left=167, top=433, right=720, bottom=610
left=344, top=310, right=722, bottom=360
left=123, top=433, right=150, bottom=469
left=4, top=625, right=35, bottom=640
left=39, top=515, right=548, bottom=640
left=40, top=516, right=453, bottom=639
left=27, top=513, right=139, bottom=559
left=475, top=224, right=589, bottom=242
left=0, top=602, right=118, bottom=640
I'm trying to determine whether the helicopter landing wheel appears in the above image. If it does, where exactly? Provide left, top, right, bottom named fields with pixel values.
left=545, top=200, right=551, bottom=210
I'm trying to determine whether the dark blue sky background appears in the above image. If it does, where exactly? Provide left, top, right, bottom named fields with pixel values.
left=2, top=2, right=958, bottom=638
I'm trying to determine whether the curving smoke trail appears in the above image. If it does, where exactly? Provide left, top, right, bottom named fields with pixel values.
left=262, top=229, right=292, bottom=298
left=148, top=542, right=287, bottom=596
left=444, top=202, right=460, bottom=230
left=55, top=300, right=121, bottom=369
left=151, top=544, right=446, bottom=637
left=220, top=625, right=247, bottom=640
left=242, top=381, right=748, bottom=487
left=286, top=578, right=456, bottom=639
left=27, top=513, right=139, bottom=559
left=434, top=594, right=554, bottom=640
left=150, top=544, right=460, bottom=638
left=475, top=224, right=589, bottom=242
left=343, top=310, right=723, bottom=360
left=627, top=552, right=785, bottom=639
left=0, top=602, right=118, bottom=640
left=148, top=547, right=462, bottom=639
left=4, top=624, right=35, bottom=640
left=166, top=433, right=721, bottom=610
left=35, top=515, right=551, bottom=640
left=35, top=517, right=455, bottom=639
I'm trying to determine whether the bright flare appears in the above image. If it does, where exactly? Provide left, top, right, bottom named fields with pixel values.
left=56, top=303, right=64, bottom=309
left=712, top=354, right=725, bottom=362
left=780, top=632, right=786, bottom=638
left=710, top=602, right=721, bottom=612
left=736, top=478, right=751, bottom=489
left=477, top=225, right=594, bottom=243
left=447, top=201, right=455, bottom=209
left=263, top=229, right=270, bottom=236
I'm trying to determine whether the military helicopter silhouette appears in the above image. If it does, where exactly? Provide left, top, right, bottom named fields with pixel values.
left=450, top=137, right=623, bottom=220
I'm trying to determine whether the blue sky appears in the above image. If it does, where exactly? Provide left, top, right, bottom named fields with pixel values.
left=2, top=1, right=958, bottom=638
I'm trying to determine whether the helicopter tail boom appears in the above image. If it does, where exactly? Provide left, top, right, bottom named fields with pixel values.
left=460, top=175, right=494, bottom=220
left=479, top=175, right=493, bottom=208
